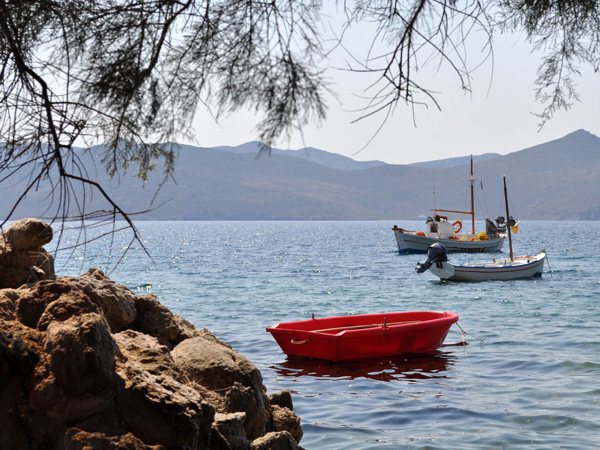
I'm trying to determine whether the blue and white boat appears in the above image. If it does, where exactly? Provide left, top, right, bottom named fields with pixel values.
left=393, top=157, right=505, bottom=254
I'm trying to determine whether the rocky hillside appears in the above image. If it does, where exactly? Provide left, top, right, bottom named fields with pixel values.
left=0, top=219, right=303, bottom=450
left=4, top=129, right=600, bottom=220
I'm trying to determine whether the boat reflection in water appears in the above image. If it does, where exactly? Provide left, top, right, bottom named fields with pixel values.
left=271, top=351, right=456, bottom=383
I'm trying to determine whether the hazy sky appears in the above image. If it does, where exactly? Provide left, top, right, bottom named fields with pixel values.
left=185, top=18, right=600, bottom=166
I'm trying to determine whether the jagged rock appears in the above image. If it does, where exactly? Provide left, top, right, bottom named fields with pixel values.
left=211, top=412, right=251, bottom=450
left=173, top=337, right=269, bottom=440
left=174, top=314, right=233, bottom=349
left=12, top=272, right=136, bottom=333
left=0, top=219, right=55, bottom=288
left=269, top=390, right=294, bottom=410
left=133, top=293, right=185, bottom=347
left=116, top=361, right=214, bottom=449
left=60, top=268, right=137, bottom=332
left=45, top=312, right=118, bottom=396
left=267, top=389, right=303, bottom=441
left=270, top=405, right=303, bottom=443
left=15, top=279, right=74, bottom=328
left=0, top=329, right=37, bottom=410
left=113, top=329, right=181, bottom=380
left=38, top=290, right=101, bottom=331
left=0, top=220, right=303, bottom=450
left=62, top=428, right=164, bottom=450
left=0, top=412, right=31, bottom=450
left=250, top=431, right=305, bottom=450
left=0, top=289, right=18, bottom=321
left=2, top=218, right=53, bottom=249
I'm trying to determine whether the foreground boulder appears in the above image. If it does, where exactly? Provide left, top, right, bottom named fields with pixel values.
left=0, top=220, right=303, bottom=450
left=0, top=218, right=55, bottom=288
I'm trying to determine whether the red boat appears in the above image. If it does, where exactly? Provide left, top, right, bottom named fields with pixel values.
left=266, top=311, right=459, bottom=362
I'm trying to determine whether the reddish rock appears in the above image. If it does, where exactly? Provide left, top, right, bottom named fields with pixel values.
left=115, top=361, right=214, bottom=449
left=0, top=218, right=55, bottom=288
left=211, top=412, right=251, bottom=450
left=61, top=428, right=163, bottom=450
left=46, top=312, right=118, bottom=396
left=62, top=268, right=137, bottom=332
left=250, top=431, right=305, bottom=450
left=0, top=219, right=304, bottom=450
left=173, top=337, right=270, bottom=440
left=270, top=405, right=303, bottom=443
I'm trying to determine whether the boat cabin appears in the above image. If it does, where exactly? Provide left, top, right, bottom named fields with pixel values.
left=426, top=215, right=461, bottom=239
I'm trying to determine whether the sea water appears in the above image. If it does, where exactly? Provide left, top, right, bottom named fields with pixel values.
left=53, top=221, right=600, bottom=450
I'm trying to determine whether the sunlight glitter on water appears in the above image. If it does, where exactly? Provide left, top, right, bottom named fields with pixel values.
left=54, top=221, right=600, bottom=450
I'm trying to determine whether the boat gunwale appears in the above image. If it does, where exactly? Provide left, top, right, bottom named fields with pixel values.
left=394, top=230, right=506, bottom=254
left=267, top=311, right=459, bottom=339
left=455, top=253, right=546, bottom=271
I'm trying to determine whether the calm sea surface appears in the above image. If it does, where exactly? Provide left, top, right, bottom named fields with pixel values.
left=53, top=221, right=600, bottom=450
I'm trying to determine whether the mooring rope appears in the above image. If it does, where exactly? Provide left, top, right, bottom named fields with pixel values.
left=456, top=321, right=485, bottom=345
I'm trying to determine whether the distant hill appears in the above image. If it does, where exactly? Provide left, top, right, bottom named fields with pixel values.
left=3, top=129, right=600, bottom=220
left=215, top=142, right=386, bottom=171
left=409, top=153, right=501, bottom=168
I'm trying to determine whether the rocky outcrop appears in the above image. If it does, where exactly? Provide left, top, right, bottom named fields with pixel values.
left=0, top=218, right=55, bottom=289
left=0, top=220, right=303, bottom=450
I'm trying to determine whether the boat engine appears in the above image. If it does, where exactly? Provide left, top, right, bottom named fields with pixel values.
left=416, top=243, right=448, bottom=273
left=486, top=218, right=499, bottom=237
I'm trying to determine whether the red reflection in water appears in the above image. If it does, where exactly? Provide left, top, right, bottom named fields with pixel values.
left=272, top=351, right=456, bottom=383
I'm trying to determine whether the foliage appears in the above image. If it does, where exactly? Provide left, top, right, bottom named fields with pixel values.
left=0, top=0, right=599, bottom=262
left=498, top=0, right=600, bottom=127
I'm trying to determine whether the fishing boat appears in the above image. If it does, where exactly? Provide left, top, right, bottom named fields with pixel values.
left=428, top=250, right=546, bottom=281
left=393, top=157, right=506, bottom=254
left=266, top=311, right=459, bottom=362
left=417, top=177, right=546, bottom=281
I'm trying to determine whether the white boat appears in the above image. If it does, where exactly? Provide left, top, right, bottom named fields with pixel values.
left=429, top=250, right=546, bottom=281
left=417, top=177, right=546, bottom=282
left=393, top=158, right=505, bottom=254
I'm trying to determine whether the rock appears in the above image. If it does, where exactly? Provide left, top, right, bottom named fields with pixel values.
left=133, top=293, right=184, bottom=347
left=15, top=279, right=74, bottom=328
left=270, top=405, right=303, bottom=443
left=37, top=290, right=101, bottom=331
left=45, top=312, right=118, bottom=396
left=61, top=428, right=164, bottom=450
left=269, top=390, right=294, bottom=410
left=267, top=389, right=302, bottom=441
left=173, top=314, right=233, bottom=349
left=116, top=361, right=214, bottom=449
left=0, top=412, right=31, bottom=450
left=13, top=273, right=136, bottom=333
left=173, top=337, right=269, bottom=440
left=250, top=431, right=305, bottom=450
left=2, top=218, right=53, bottom=249
left=113, top=329, right=181, bottom=380
left=211, top=413, right=251, bottom=450
left=61, top=268, right=137, bottom=332
left=0, top=289, right=18, bottom=321
left=0, top=220, right=304, bottom=450
left=0, top=329, right=37, bottom=410
left=0, top=219, right=55, bottom=288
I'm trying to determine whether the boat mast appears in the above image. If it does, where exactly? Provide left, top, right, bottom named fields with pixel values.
left=503, top=176, right=514, bottom=261
left=433, top=156, right=476, bottom=233
left=470, top=156, right=475, bottom=235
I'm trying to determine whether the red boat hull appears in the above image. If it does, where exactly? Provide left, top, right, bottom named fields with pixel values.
left=266, top=311, right=458, bottom=362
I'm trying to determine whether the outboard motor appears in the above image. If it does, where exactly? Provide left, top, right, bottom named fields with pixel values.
left=416, top=243, right=448, bottom=273
left=485, top=218, right=498, bottom=237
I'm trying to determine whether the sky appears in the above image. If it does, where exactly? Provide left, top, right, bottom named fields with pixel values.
left=185, top=13, right=600, bottom=166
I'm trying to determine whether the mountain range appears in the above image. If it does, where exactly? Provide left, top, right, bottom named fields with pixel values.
left=4, top=129, right=600, bottom=220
